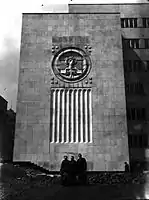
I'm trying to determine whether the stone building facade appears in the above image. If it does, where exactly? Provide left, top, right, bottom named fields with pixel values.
left=14, top=3, right=149, bottom=171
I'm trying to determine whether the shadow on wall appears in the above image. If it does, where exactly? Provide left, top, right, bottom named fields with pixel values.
left=122, top=34, right=148, bottom=199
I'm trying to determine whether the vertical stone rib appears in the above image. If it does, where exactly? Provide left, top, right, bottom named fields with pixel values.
left=84, top=90, right=88, bottom=143
left=64, top=90, right=67, bottom=142
left=82, top=90, right=85, bottom=142
left=54, top=90, right=58, bottom=143
left=75, top=90, right=79, bottom=143
left=87, top=89, right=90, bottom=143
left=51, top=89, right=56, bottom=143
left=80, top=90, right=83, bottom=143
left=89, top=89, right=92, bottom=143
left=59, top=90, right=62, bottom=143
left=56, top=90, right=60, bottom=143
left=78, top=90, right=81, bottom=142
left=61, top=90, right=65, bottom=143
left=69, top=91, right=72, bottom=143
left=74, top=90, right=76, bottom=142
left=50, top=90, right=53, bottom=143
left=66, top=90, right=69, bottom=143
left=71, top=90, right=74, bottom=143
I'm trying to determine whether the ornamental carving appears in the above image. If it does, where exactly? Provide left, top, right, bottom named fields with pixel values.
left=51, top=47, right=91, bottom=83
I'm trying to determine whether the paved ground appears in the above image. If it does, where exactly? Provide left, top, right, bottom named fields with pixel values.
left=0, top=180, right=147, bottom=200
left=0, top=163, right=148, bottom=200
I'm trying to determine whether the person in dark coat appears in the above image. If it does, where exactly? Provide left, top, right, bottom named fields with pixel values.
left=60, top=155, right=70, bottom=186
left=76, top=153, right=87, bottom=185
left=69, top=156, right=77, bottom=185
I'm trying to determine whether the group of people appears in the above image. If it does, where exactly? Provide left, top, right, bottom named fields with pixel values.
left=60, top=153, right=87, bottom=186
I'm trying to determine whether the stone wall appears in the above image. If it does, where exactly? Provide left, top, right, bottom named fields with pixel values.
left=13, top=13, right=129, bottom=171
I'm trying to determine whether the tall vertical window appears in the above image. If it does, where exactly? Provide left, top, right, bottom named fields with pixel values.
left=124, top=60, right=133, bottom=72
left=130, top=39, right=140, bottom=49
left=142, top=18, right=149, bottom=28
left=133, top=60, right=142, bottom=72
left=127, top=108, right=146, bottom=121
left=123, top=39, right=140, bottom=49
left=145, top=61, right=149, bottom=71
left=144, top=39, right=149, bottom=48
left=121, top=18, right=138, bottom=28
left=128, top=135, right=148, bottom=148
left=125, top=82, right=144, bottom=95
left=124, top=60, right=149, bottom=72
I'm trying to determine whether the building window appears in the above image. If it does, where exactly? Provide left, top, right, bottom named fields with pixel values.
left=133, top=60, right=142, bottom=72
left=130, top=39, right=140, bottom=48
left=142, top=18, right=149, bottom=28
left=121, top=18, right=138, bottom=28
left=126, top=82, right=144, bottom=95
left=123, top=39, right=130, bottom=49
left=124, top=60, right=149, bottom=72
left=123, top=39, right=140, bottom=49
left=121, top=18, right=149, bottom=28
left=145, top=61, right=149, bottom=71
left=123, top=39, right=149, bottom=49
left=127, top=108, right=146, bottom=121
left=144, top=39, right=149, bottom=48
left=124, top=60, right=133, bottom=72
left=128, top=135, right=148, bottom=148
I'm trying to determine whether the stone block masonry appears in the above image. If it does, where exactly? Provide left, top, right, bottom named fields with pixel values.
left=13, top=13, right=129, bottom=171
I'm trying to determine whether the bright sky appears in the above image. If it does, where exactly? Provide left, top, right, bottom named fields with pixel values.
left=0, top=0, right=146, bottom=111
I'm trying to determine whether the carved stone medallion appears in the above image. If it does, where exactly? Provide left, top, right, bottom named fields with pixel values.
left=51, top=47, right=91, bottom=83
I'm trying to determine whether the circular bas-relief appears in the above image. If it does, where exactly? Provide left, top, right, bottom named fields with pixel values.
left=51, top=47, right=91, bottom=83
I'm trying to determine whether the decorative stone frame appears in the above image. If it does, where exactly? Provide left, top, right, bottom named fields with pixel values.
left=51, top=47, right=92, bottom=83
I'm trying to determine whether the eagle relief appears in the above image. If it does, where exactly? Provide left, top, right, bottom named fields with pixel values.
left=51, top=47, right=91, bottom=83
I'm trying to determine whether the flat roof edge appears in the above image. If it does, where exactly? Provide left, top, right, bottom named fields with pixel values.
left=68, top=3, right=149, bottom=5
left=22, top=12, right=121, bottom=14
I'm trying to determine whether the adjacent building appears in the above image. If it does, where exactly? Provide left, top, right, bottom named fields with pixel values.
left=69, top=3, right=149, bottom=169
left=0, top=95, right=16, bottom=162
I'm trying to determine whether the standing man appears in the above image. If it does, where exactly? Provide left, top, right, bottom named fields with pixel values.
left=60, top=155, right=70, bottom=186
left=77, top=153, right=87, bottom=185
left=124, top=162, right=130, bottom=172
left=69, top=156, right=77, bottom=185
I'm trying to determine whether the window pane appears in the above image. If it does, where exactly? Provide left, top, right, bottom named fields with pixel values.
left=127, top=108, right=131, bottom=120
left=147, top=19, right=149, bottom=28
left=145, top=39, right=149, bottom=48
left=142, top=18, right=146, bottom=28
left=142, top=108, right=146, bottom=120
left=131, top=108, right=136, bottom=120
left=134, top=18, right=138, bottom=28
left=121, top=19, right=124, bottom=28
left=129, top=19, right=133, bottom=28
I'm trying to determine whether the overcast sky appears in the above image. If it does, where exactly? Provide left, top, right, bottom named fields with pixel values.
left=0, top=0, right=146, bottom=111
